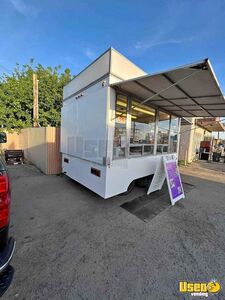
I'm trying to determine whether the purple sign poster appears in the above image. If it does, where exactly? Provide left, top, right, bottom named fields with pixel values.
left=163, top=158, right=184, bottom=205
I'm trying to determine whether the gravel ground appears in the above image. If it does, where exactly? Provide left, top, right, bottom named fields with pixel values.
left=2, top=161, right=225, bottom=300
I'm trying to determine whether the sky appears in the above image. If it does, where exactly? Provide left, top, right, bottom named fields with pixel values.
left=0, top=0, right=225, bottom=132
left=0, top=0, right=225, bottom=82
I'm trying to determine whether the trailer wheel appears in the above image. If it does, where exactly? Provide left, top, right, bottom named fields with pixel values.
left=136, top=175, right=152, bottom=188
left=121, top=180, right=135, bottom=196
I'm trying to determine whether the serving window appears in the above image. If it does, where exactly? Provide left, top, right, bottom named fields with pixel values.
left=157, top=111, right=170, bottom=154
left=169, top=116, right=179, bottom=153
left=113, top=94, right=128, bottom=159
left=130, top=100, right=156, bottom=156
left=113, top=94, right=180, bottom=160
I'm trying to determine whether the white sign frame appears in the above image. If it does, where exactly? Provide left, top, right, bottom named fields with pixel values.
left=147, top=157, right=165, bottom=194
left=147, top=155, right=185, bottom=206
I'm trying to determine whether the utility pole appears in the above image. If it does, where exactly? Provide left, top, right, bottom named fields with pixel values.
left=33, top=73, right=39, bottom=127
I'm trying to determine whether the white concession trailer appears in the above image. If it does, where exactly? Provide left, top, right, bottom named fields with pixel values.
left=61, top=48, right=225, bottom=198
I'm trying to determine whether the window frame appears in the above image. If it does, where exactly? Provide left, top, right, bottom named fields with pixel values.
left=113, top=93, right=129, bottom=160
left=129, top=98, right=156, bottom=157
left=113, top=92, right=180, bottom=160
left=169, top=116, right=180, bottom=154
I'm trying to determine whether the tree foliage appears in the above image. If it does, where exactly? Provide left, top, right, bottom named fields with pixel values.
left=0, top=60, right=72, bottom=130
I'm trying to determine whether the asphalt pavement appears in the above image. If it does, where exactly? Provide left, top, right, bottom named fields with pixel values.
left=3, top=161, right=225, bottom=299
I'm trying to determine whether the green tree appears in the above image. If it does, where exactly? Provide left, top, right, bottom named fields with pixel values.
left=0, top=60, right=72, bottom=130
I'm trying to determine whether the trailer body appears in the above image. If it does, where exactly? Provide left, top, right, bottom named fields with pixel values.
left=61, top=48, right=225, bottom=198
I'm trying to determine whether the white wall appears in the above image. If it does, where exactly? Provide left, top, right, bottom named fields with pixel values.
left=63, top=50, right=110, bottom=100
left=62, top=154, right=106, bottom=198
left=105, top=153, right=178, bottom=198
left=62, top=48, right=148, bottom=165
left=110, top=49, right=146, bottom=82
left=61, top=79, right=109, bottom=164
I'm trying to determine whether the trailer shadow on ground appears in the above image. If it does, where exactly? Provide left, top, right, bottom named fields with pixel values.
left=121, top=182, right=195, bottom=222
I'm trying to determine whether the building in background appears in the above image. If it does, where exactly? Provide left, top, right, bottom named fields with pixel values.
left=179, top=117, right=225, bottom=163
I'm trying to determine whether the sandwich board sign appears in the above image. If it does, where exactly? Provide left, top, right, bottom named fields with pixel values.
left=147, top=155, right=185, bottom=205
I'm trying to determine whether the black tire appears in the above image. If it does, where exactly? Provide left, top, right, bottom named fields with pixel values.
left=136, top=175, right=152, bottom=188
left=121, top=180, right=135, bottom=196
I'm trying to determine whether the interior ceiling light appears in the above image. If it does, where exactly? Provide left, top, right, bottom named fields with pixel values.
left=132, top=106, right=155, bottom=116
left=117, top=100, right=155, bottom=116
left=117, top=101, right=127, bottom=107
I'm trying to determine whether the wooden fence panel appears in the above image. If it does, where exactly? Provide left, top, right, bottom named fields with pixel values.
left=2, top=127, right=61, bottom=175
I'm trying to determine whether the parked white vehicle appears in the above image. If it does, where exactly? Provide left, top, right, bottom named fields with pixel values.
left=61, top=48, right=225, bottom=198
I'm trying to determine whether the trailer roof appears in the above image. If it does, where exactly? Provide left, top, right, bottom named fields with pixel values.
left=111, top=59, right=225, bottom=117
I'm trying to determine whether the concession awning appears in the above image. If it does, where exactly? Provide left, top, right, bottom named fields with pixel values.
left=111, top=59, right=225, bottom=117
